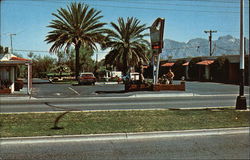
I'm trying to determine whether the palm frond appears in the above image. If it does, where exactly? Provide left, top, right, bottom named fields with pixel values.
left=105, top=17, right=150, bottom=74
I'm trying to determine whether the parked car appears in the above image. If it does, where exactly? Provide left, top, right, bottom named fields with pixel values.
left=122, top=72, right=140, bottom=83
left=130, top=72, right=140, bottom=81
left=78, top=72, right=96, bottom=85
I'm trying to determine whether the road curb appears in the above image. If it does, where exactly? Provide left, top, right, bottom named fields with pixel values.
left=1, top=127, right=249, bottom=145
left=1, top=93, right=242, bottom=104
left=129, top=93, right=195, bottom=97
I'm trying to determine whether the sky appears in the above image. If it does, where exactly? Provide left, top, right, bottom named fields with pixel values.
left=1, top=0, right=249, bottom=61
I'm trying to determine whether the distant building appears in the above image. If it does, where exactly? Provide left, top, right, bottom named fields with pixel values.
left=158, top=54, right=249, bottom=84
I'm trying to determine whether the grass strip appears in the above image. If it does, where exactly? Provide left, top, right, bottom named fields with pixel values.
left=0, top=109, right=249, bottom=137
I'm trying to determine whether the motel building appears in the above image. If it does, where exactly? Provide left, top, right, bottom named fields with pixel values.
left=0, top=53, right=32, bottom=94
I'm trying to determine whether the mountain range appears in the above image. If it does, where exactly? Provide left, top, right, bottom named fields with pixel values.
left=161, top=35, right=249, bottom=59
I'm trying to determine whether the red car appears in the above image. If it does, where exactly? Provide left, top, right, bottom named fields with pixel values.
left=78, top=72, right=96, bottom=85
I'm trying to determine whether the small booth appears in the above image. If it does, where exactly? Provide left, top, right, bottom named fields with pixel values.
left=0, top=53, right=32, bottom=94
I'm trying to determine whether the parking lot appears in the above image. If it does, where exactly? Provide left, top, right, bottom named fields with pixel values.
left=30, top=79, right=249, bottom=98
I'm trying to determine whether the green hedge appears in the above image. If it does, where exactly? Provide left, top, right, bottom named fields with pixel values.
left=172, top=59, right=186, bottom=80
left=188, top=57, right=202, bottom=80
left=210, top=56, right=229, bottom=83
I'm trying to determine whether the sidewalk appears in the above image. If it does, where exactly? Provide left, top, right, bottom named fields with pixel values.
left=1, top=127, right=249, bottom=145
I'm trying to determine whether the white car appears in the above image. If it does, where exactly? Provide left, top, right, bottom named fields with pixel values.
left=130, top=72, right=140, bottom=81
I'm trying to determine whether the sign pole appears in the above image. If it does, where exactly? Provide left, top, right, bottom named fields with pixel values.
left=155, top=55, right=160, bottom=84
left=236, top=0, right=247, bottom=109
left=150, top=18, right=165, bottom=85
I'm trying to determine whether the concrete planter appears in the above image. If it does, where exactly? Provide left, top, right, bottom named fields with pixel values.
left=0, top=88, right=11, bottom=94
left=153, top=82, right=185, bottom=91
left=125, top=84, right=151, bottom=91
left=125, top=82, right=185, bottom=92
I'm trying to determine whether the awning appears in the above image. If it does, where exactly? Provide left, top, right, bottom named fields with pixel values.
left=1, top=54, right=31, bottom=65
left=161, top=62, right=174, bottom=67
left=10, top=57, right=31, bottom=61
left=143, top=65, right=149, bottom=69
left=197, top=60, right=214, bottom=65
left=182, top=62, right=189, bottom=66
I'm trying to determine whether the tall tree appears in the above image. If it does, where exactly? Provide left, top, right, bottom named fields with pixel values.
left=45, top=2, right=106, bottom=79
left=104, top=17, right=150, bottom=75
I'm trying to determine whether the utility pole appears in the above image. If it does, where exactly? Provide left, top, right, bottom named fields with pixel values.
left=204, top=30, right=217, bottom=56
left=236, top=0, right=247, bottom=110
left=9, top=33, right=16, bottom=54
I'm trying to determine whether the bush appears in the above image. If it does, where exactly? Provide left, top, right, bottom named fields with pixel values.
left=188, top=57, right=202, bottom=80
left=0, top=80, right=12, bottom=89
left=14, top=80, right=24, bottom=91
left=210, top=56, right=229, bottom=83
left=172, top=59, right=186, bottom=80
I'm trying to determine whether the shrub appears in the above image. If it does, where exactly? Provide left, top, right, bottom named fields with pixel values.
left=210, top=56, right=229, bottom=83
left=172, top=59, right=186, bottom=80
left=188, top=57, right=202, bottom=80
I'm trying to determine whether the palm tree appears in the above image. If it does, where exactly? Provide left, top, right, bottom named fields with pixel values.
left=104, top=17, right=150, bottom=75
left=45, top=2, right=106, bottom=79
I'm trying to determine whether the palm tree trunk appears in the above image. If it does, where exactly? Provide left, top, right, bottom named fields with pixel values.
left=122, top=50, right=128, bottom=76
left=75, top=44, right=80, bottom=80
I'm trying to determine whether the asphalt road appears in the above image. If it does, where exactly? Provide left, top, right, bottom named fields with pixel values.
left=1, top=95, right=247, bottom=113
left=1, top=80, right=249, bottom=113
left=1, top=133, right=249, bottom=160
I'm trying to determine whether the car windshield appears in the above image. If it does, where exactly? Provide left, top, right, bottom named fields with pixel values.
left=81, top=74, right=93, bottom=77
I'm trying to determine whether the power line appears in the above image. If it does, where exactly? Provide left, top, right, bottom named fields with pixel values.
left=85, top=0, right=242, bottom=9
left=86, top=4, right=240, bottom=14
left=164, top=45, right=207, bottom=51
left=14, top=49, right=51, bottom=53
left=204, top=30, right=217, bottom=56
left=4, top=0, right=243, bottom=14
left=215, top=45, right=240, bottom=51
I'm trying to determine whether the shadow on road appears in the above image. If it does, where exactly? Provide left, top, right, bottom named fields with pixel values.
left=95, top=90, right=127, bottom=94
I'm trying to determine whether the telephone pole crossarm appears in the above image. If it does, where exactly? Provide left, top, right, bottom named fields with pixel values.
left=204, top=30, right=217, bottom=56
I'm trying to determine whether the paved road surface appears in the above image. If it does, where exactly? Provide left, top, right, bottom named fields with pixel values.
left=1, top=95, right=247, bottom=113
left=1, top=133, right=249, bottom=160
left=1, top=80, right=249, bottom=113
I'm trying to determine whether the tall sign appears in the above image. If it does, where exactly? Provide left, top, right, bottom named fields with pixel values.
left=150, top=18, right=165, bottom=84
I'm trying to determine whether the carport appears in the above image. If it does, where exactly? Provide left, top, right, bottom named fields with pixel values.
left=0, top=53, right=32, bottom=94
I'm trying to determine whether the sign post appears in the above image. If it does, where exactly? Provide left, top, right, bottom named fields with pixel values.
left=150, top=18, right=165, bottom=85
left=236, top=0, right=247, bottom=109
left=26, top=62, right=32, bottom=95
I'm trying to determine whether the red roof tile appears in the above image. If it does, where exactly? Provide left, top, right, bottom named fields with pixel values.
left=161, top=62, right=174, bottom=67
left=182, top=62, right=189, bottom=66
left=197, top=60, right=214, bottom=65
left=10, top=57, right=31, bottom=61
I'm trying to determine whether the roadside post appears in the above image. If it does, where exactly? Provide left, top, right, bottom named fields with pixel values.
left=150, top=18, right=165, bottom=85
left=236, top=0, right=247, bottom=110
left=25, top=62, right=32, bottom=95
